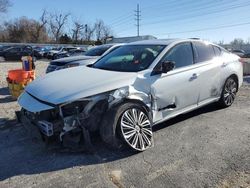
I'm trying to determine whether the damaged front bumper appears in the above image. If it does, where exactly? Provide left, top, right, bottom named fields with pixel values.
left=17, top=91, right=109, bottom=150
left=17, top=86, right=153, bottom=151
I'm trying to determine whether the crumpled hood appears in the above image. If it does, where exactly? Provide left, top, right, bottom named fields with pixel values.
left=50, top=55, right=98, bottom=65
left=24, top=66, right=137, bottom=105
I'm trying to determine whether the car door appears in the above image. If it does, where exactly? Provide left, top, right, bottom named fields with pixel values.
left=150, top=42, right=200, bottom=120
left=192, top=42, right=222, bottom=103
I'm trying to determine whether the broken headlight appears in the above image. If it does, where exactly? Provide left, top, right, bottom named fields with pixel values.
left=60, top=100, right=89, bottom=117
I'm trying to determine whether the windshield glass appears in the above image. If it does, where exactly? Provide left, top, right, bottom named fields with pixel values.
left=93, top=45, right=166, bottom=72
left=85, top=45, right=112, bottom=56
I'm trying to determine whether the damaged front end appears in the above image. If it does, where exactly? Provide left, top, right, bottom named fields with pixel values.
left=18, top=86, right=153, bottom=151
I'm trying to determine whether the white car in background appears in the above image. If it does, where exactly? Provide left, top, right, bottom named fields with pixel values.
left=46, top=43, right=124, bottom=73
left=18, top=39, right=243, bottom=152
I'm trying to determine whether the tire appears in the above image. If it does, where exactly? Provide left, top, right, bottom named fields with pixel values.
left=100, top=102, right=153, bottom=151
left=218, top=77, right=238, bottom=107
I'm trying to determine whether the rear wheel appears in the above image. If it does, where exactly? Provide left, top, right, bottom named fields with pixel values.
left=219, top=77, right=238, bottom=107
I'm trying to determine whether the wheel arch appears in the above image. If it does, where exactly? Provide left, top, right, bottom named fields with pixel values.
left=110, top=98, right=152, bottom=116
left=99, top=98, right=153, bottom=149
left=228, top=74, right=239, bottom=91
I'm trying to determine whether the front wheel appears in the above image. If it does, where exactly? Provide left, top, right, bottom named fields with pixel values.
left=219, top=77, right=238, bottom=107
left=100, top=103, right=153, bottom=151
left=120, top=106, right=153, bottom=151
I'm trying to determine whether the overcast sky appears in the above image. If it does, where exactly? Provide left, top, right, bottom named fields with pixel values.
left=4, top=0, right=250, bottom=43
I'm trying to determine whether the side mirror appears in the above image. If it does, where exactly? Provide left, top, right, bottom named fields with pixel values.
left=161, top=61, right=175, bottom=73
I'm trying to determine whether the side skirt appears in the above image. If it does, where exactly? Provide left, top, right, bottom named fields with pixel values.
left=152, top=97, right=219, bottom=126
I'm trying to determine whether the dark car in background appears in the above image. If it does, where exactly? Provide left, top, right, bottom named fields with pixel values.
left=0, top=45, right=35, bottom=61
left=231, top=49, right=245, bottom=57
left=0, top=45, right=12, bottom=52
left=46, top=44, right=123, bottom=73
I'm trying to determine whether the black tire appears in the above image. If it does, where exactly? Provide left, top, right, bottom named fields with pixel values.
left=218, top=76, right=238, bottom=108
left=99, top=102, right=153, bottom=151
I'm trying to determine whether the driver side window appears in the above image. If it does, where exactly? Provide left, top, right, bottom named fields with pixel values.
left=162, top=42, right=194, bottom=69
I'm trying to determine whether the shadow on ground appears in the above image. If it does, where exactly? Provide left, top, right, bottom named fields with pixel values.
left=243, top=76, right=250, bottom=83
left=0, top=103, right=222, bottom=181
left=0, top=87, right=16, bottom=103
left=0, top=87, right=9, bottom=95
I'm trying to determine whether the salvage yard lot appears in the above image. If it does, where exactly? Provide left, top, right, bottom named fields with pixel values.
left=0, top=61, right=250, bottom=188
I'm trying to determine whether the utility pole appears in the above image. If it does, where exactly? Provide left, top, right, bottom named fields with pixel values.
left=134, top=4, right=141, bottom=36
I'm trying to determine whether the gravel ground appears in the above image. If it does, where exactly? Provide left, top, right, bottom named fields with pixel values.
left=0, top=61, right=249, bottom=188
left=0, top=60, right=49, bottom=121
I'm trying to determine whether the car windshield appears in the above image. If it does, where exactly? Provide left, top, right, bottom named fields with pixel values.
left=85, top=45, right=112, bottom=56
left=92, top=45, right=166, bottom=72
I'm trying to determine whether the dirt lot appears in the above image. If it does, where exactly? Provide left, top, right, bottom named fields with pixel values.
left=0, top=61, right=249, bottom=188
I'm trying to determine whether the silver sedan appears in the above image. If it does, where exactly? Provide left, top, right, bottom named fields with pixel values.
left=18, top=39, right=243, bottom=152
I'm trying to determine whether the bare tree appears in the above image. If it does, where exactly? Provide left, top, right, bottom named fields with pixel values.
left=3, top=16, right=49, bottom=43
left=94, top=19, right=113, bottom=42
left=32, top=9, right=48, bottom=42
left=94, top=19, right=104, bottom=41
left=83, top=24, right=95, bottom=42
left=103, top=25, right=113, bottom=40
left=230, top=38, right=244, bottom=49
left=49, top=12, right=70, bottom=42
left=72, top=20, right=84, bottom=43
left=0, top=0, right=11, bottom=13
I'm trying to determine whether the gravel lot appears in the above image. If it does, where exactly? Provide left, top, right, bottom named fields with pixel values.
left=0, top=61, right=249, bottom=188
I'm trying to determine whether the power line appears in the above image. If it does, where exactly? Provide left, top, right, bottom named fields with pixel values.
left=134, top=4, right=141, bottom=36
left=142, top=0, right=237, bottom=20
left=143, top=1, right=250, bottom=26
left=109, top=11, right=133, bottom=25
left=116, top=3, right=250, bottom=35
left=110, top=15, right=134, bottom=28
left=109, top=15, right=133, bottom=26
left=154, top=21, right=250, bottom=36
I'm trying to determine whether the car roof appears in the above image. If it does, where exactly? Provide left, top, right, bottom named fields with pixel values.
left=127, top=38, right=210, bottom=46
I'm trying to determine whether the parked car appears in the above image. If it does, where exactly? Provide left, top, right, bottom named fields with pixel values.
left=18, top=39, right=243, bottom=152
left=46, top=43, right=123, bottom=73
left=243, top=52, right=250, bottom=58
left=53, top=48, right=86, bottom=59
left=46, top=47, right=79, bottom=60
left=0, top=45, right=35, bottom=61
left=232, top=49, right=245, bottom=57
left=0, top=45, right=12, bottom=52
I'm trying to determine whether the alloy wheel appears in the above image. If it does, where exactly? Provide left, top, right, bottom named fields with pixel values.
left=223, top=78, right=237, bottom=106
left=120, top=108, right=153, bottom=151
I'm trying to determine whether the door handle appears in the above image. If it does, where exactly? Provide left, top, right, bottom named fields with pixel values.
left=189, top=73, right=199, bottom=81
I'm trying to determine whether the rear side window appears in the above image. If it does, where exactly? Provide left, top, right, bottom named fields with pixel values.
left=162, top=42, right=194, bottom=68
left=212, top=46, right=221, bottom=56
left=193, top=42, right=214, bottom=62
